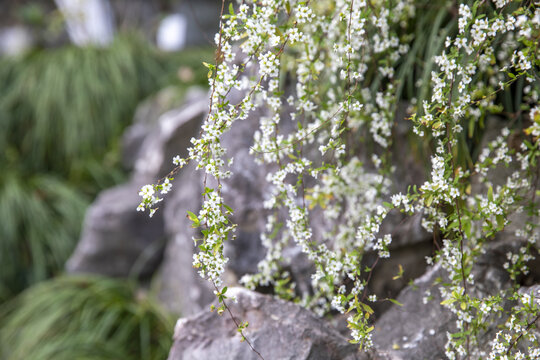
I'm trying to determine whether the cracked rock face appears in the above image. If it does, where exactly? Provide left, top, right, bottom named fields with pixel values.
left=167, top=287, right=372, bottom=360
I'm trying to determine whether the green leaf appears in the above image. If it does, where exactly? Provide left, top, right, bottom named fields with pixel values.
left=223, top=204, right=234, bottom=214
left=187, top=211, right=198, bottom=222
left=388, top=298, right=403, bottom=307
left=440, top=298, right=456, bottom=306
left=383, top=201, right=394, bottom=209
left=496, top=214, right=505, bottom=228
left=360, top=302, right=374, bottom=315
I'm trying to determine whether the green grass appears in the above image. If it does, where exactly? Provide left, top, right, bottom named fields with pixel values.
left=0, top=34, right=212, bottom=177
left=0, top=275, right=174, bottom=360
left=0, top=173, right=88, bottom=302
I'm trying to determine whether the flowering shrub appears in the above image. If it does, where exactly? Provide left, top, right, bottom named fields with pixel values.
left=139, top=0, right=539, bottom=358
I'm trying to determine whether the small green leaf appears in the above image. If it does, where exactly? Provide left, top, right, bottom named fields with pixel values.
left=360, top=302, right=374, bottom=314
left=187, top=211, right=198, bottom=222
left=441, top=298, right=455, bottom=306
left=223, top=204, right=234, bottom=214
left=366, top=326, right=375, bottom=333
left=389, top=298, right=403, bottom=306
left=383, top=201, right=394, bottom=209
left=496, top=214, right=505, bottom=228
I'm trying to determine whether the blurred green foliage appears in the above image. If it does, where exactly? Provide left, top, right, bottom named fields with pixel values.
left=0, top=275, right=174, bottom=360
left=0, top=34, right=214, bottom=302
left=0, top=173, right=87, bottom=300
left=0, top=34, right=208, bottom=178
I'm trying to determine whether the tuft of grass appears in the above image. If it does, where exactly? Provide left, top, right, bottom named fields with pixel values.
left=0, top=173, right=88, bottom=302
left=0, top=34, right=214, bottom=178
left=0, top=275, right=174, bottom=360
left=0, top=35, right=170, bottom=174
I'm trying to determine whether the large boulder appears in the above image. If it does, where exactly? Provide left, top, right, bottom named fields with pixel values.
left=133, top=88, right=208, bottom=178
left=155, top=87, right=279, bottom=314
left=167, top=287, right=372, bottom=360
left=67, top=88, right=206, bottom=278
left=218, top=101, right=271, bottom=278
left=66, top=178, right=165, bottom=278
left=121, top=86, right=191, bottom=170
left=372, top=239, right=535, bottom=359
left=158, top=162, right=215, bottom=315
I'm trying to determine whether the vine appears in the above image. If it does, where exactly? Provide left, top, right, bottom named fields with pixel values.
left=138, top=1, right=540, bottom=358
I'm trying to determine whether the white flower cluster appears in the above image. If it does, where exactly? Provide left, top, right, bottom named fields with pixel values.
left=136, top=0, right=540, bottom=354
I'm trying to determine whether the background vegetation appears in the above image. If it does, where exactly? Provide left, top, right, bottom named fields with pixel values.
left=0, top=2, right=213, bottom=358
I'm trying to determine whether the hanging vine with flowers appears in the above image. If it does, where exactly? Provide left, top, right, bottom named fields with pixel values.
left=139, top=0, right=540, bottom=358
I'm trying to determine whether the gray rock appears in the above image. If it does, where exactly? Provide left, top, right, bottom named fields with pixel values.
left=134, top=88, right=208, bottom=178
left=372, top=239, right=528, bottom=359
left=122, top=86, right=189, bottom=170
left=470, top=116, right=540, bottom=244
left=219, top=112, right=270, bottom=277
left=158, top=162, right=215, bottom=315
left=67, top=88, right=206, bottom=279
left=66, top=178, right=165, bottom=278
left=372, top=263, right=454, bottom=360
left=167, top=287, right=371, bottom=360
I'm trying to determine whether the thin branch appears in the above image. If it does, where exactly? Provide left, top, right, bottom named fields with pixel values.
left=212, top=282, right=265, bottom=360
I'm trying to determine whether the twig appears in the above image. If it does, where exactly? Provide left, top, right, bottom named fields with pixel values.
left=212, top=282, right=265, bottom=360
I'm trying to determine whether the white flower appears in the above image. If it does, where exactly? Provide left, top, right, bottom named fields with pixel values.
left=173, top=155, right=186, bottom=166
left=161, top=178, right=173, bottom=194
left=139, top=185, right=155, bottom=200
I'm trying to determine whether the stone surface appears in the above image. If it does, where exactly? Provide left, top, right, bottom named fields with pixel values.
left=66, top=178, right=165, bottom=278
left=218, top=107, right=271, bottom=277
left=67, top=88, right=206, bottom=279
left=133, top=88, right=208, bottom=178
left=122, top=86, right=191, bottom=170
left=155, top=86, right=275, bottom=313
left=158, top=162, right=214, bottom=315
left=167, top=287, right=371, bottom=360
left=372, top=239, right=528, bottom=359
